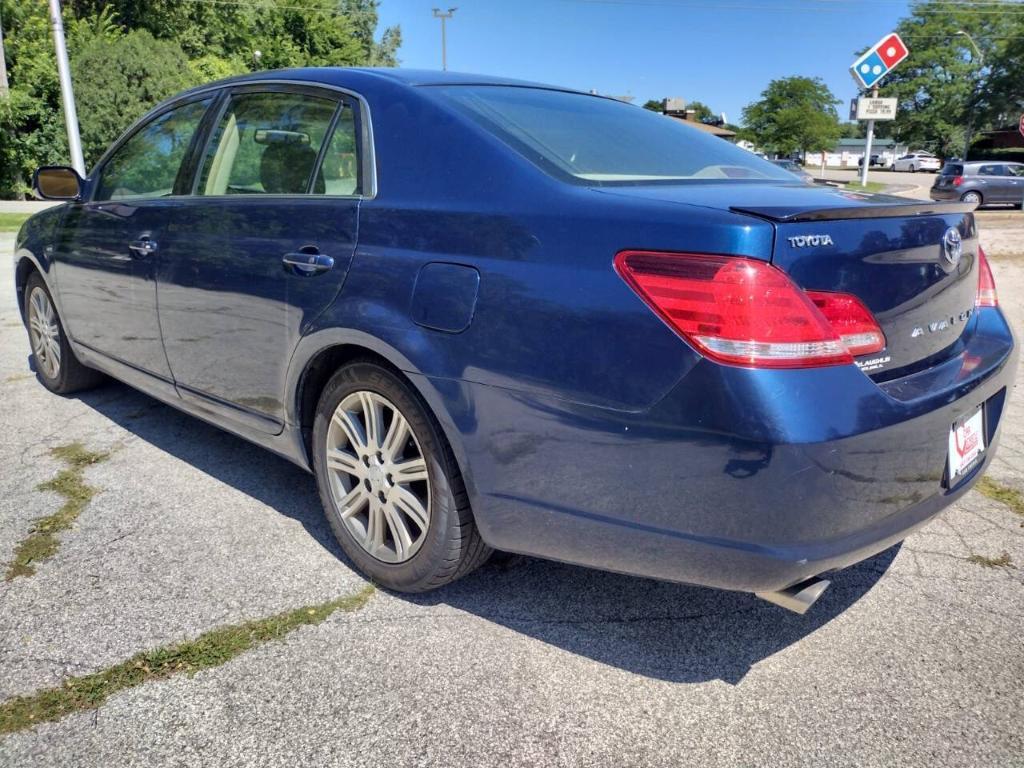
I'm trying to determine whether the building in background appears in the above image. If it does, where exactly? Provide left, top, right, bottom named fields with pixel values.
left=655, top=98, right=737, bottom=141
left=805, top=137, right=908, bottom=169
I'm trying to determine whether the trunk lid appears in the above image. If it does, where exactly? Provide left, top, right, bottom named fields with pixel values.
left=596, top=183, right=980, bottom=376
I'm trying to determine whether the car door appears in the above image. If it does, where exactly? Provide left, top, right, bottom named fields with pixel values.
left=975, top=163, right=1006, bottom=202
left=53, top=96, right=215, bottom=383
left=1006, top=163, right=1024, bottom=204
left=156, top=84, right=364, bottom=434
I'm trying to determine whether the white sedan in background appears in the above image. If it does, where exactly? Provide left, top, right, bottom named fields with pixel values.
left=892, top=152, right=942, bottom=173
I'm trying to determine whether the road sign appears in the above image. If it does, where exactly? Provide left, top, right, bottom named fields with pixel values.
left=850, top=32, right=909, bottom=90
left=856, top=97, right=898, bottom=121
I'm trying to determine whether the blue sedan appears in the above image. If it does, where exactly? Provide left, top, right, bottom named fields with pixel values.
left=15, top=69, right=1017, bottom=613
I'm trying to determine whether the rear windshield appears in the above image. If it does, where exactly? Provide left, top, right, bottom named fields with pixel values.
left=434, top=86, right=796, bottom=186
left=941, top=164, right=963, bottom=176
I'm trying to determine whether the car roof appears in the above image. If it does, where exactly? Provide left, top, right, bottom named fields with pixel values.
left=174, top=67, right=584, bottom=100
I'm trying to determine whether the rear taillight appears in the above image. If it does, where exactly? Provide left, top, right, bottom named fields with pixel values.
left=976, top=246, right=998, bottom=307
left=615, top=251, right=885, bottom=369
left=807, top=292, right=886, bottom=356
left=952, top=175, right=964, bottom=187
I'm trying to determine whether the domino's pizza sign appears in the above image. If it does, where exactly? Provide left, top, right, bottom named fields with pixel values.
left=850, top=32, right=909, bottom=90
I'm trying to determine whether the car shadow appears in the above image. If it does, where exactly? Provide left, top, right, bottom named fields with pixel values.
left=76, top=378, right=898, bottom=685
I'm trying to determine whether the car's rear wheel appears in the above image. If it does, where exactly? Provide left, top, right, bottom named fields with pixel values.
left=961, top=191, right=982, bottom=205
left=24, top=273, right=104, bottom=394
left=312, top=360, right=491, bottom=592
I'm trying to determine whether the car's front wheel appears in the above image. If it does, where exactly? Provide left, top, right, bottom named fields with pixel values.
left=24, top=273, right=104, bottom=394
left=961, top=191, right=982, bottom=205
left=312, top=360, right=492, bottom=592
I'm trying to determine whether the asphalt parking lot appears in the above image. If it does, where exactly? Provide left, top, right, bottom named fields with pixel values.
left=0, top=223, right=1022, bottom=767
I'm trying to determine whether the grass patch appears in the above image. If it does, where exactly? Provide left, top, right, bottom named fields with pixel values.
left=0, top=212, right=31, bottom=233
left=4, top=443, right=111, bottom=581
left=975, top=475, right=1024, bottom=520
left=843, top=181, right=888, bottom=194
left=967, top=552, right=1013, bottom=569
left=0, top=584, right=375, bottom=735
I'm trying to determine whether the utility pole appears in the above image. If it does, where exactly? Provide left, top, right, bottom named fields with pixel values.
left=0, top=7, right=10, bottom=99
left=47, top=0, right=86, bottom=176
left=956, top=30, right=984, bottom=160
left=432, top=7, right=456, bottom=71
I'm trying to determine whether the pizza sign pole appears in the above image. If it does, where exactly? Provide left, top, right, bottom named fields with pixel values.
left=850, top=32, right=909, bottom=187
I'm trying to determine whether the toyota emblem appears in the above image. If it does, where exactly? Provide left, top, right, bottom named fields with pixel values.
left=942, top=227, right=963, bottom=266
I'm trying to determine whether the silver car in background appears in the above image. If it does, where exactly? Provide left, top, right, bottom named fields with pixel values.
left=930, top=160, right=1024, bottom=208
left=893, top=151, right=941, bottom=172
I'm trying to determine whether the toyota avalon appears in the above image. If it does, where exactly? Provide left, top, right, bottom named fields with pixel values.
left=15, top=69, right=1017, bottom=613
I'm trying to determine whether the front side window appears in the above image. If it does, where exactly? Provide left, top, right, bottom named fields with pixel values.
left=96, top=98, right=212, bottom=201
left=196, top=91, right=339, bottom=195
left=434, top=86, right=794, bottom=185
left=1007, top=164, right=1024, bottom=178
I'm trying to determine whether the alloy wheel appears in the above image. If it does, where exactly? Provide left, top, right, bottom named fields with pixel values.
left=28, top=287, right=61, bottom=380
left=325, top=390, right=431, bottom=564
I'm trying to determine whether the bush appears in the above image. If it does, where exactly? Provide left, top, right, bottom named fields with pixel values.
left=966, top=147, right=1024, bottom=163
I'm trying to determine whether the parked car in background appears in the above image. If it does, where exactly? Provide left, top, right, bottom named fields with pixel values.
left=770, top=158, right=814, bottom=184
left=892, top=151, right=941, bottom=173
left=857, top=154, right=885, bottom=168
left=930, top=160, right=1024, bottom=208
left=15, top=69, right=1017, bottom=614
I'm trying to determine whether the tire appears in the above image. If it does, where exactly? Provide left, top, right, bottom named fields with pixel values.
left=312, top=360, right=491, bottom=592
left=24, top=273, right=105, bottom=395
left=961, top=191, right=983, bottom=205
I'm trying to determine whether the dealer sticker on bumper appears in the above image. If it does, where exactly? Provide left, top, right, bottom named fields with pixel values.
left=948, top=407, right=985, bottom=481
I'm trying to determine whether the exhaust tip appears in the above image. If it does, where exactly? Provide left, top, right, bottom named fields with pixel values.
left=755, top=576, right=831, bottom=614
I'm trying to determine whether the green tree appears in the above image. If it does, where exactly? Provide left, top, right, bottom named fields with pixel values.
left=741, top=76, right=841, bottom=157
left=686, top=100, right=715, bottom=123
left=867, top=1, right=1021, bottom=157
left=642, top=99, right=663, bottom=112
left=72, top=30, right=194, bottom=166
left=0, top=0, right=401, bottom=197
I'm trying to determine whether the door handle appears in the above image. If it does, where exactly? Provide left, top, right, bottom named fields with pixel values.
left=128, top=237, right=158, bottom=257
left=283, top=251, right=334, bottom=275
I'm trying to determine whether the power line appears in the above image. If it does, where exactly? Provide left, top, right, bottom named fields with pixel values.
left=561, top=0, right=1024, bottom=12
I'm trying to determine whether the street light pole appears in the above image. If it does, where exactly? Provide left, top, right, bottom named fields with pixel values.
left=956, top=30, right=985, bottom=161
left=47, top=0, right=85, bottom=176
left=432, top=7, right=457, bottom=71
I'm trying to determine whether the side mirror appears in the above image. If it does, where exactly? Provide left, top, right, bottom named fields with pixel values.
left=33, top=166, right=84, bottom=201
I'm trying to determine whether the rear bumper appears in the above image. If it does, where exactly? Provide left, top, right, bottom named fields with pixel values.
left=434, top=307, right=1017, bottom=593
left=930, top=187, right=960, bottom=201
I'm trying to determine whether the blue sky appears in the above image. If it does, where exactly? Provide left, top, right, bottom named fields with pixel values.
left=375, top=0, right=914, bottom=125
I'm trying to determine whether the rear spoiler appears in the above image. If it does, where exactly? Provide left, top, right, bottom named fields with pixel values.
left=730, top=200, right=977, bottom=223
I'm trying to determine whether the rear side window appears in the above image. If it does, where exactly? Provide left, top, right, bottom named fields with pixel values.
left=434, top=86, right=795, bottom=185
left=977, top=164, right=1003, bottom=176
left=95, top=98, right=212, bottom=201
left=319, top=106, right=361, bottom=195
left=941, top=164, right=963, bottom=176
left=196, top=91, right=338, bottom=195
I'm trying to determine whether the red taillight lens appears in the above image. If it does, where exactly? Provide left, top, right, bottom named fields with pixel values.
left=806, top=291, right=886, bottom=357
left=952, top=175, right=964, bottom=187
left=615, top=251, right=887, bottom=368
left=976, top=246, right=998, bottom=307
